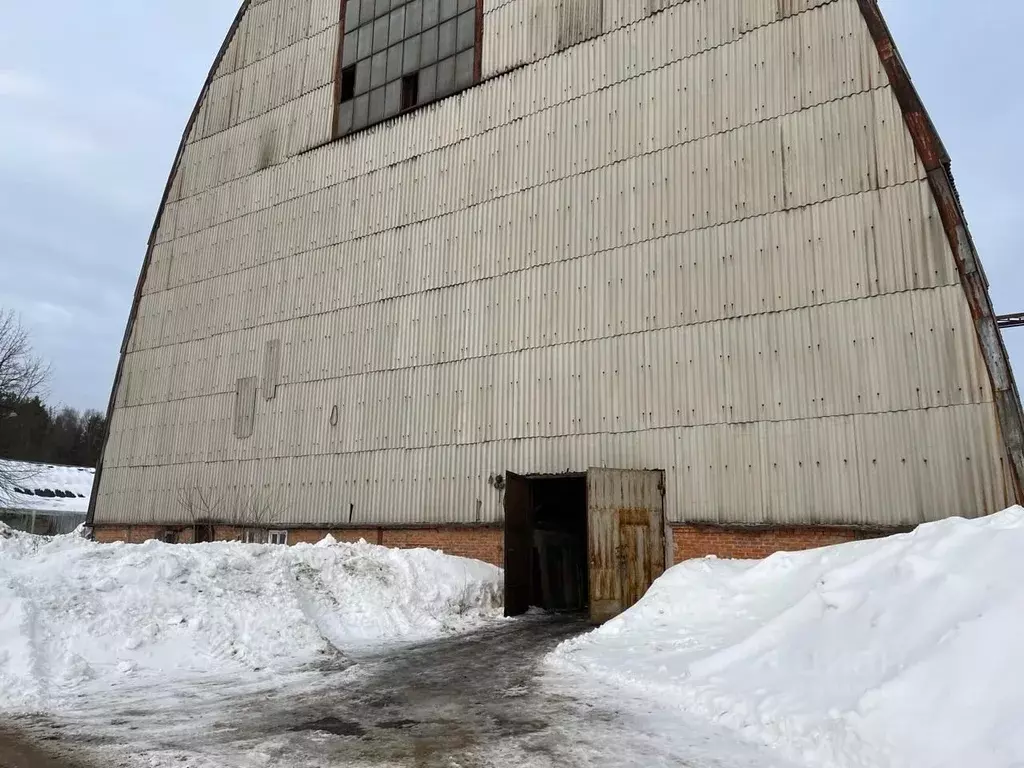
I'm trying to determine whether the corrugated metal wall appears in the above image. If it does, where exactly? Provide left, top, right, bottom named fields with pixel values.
left=94, top=0, right=1016, bottom=528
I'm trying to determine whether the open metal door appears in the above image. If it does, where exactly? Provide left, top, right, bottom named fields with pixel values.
left=587, top=468, right=666, bottom=623
left=503, top=472, right=533, bottom=617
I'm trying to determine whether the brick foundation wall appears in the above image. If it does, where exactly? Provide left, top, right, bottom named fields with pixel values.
left=671, top=524, right=899, bottom=562
left=92, top=524, right=504, bottom=566
left=93, top=525, right=196, bottom=544
left=381, top=528, right=504, bottom=566
left=92, top=522, right=902, bottom=567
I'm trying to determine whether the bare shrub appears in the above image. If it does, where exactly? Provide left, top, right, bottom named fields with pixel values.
left=176, top=486, right=280, bottom=541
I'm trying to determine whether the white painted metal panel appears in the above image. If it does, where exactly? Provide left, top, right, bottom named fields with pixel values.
left=94, top=0, right=1014, bottom=531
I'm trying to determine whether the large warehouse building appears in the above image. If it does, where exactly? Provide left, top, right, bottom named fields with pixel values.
left=90, top=0, right=1023, bottom=620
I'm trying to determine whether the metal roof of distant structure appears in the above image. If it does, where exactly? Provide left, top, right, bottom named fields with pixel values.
left=0, top=459, right=95, bottom=515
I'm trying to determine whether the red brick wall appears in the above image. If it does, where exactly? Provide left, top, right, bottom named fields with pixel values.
left=93, top=525, right=194, bottom=544
left=93, top=523, right=899, bottom=567
left=92, top=524, right=504, bottom=566
left=381, top=528, right=503, bottom=566
left=671, top=524, right=897, bottom=562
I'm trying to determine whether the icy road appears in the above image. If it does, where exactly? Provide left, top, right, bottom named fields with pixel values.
left=8, top=615, right=794, bottom=768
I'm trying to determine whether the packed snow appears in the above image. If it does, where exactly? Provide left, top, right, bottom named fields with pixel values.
left=0, top=526, right=502, bottom=712
left=551, top=507, right=1024, bottom=768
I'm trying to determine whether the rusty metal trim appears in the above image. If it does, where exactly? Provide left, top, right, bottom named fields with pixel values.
left=856, top=0, right=1024, bottom=503
left=86, top=1, right=254, bottom=530
left=473, top=0, right=484, bottom=83
left=330, top=0, right=348, bottom=140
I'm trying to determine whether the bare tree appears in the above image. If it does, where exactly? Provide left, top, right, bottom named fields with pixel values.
left=0, top=310, right=49, bottom=409
left=0, top=311, right=49, bottom=507
left=0, top=459, right=40, bottom=509
left=177, top=485, right=280, bottom=542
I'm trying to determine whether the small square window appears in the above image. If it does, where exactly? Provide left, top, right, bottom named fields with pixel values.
left=342, top=31, right=358, bottom=67
left=368, top=87, right=386, bottom=123
left=401, top=72, right=419, bottom=110
left=388, top=8, right=405, bottom=45
left=437, top=55, right=455, bottom=96
left=374, top=0, right=390, bottom=18
left=456, top=9, right=474, bottom=51
left=357, top=25, right=373, bottom=59
left=370, top=50, right=387, bottom=88
left=455, top=48, right=474, bottom=89
left=340, top=65, right=357, bottom=101
left=352, top=93, right=370, bottom=129
left=242, top=528, right=262, bottom=544
left=355, top=59, right=371, bottom=94
left=438, top=18, right=457, bottom=59
left=406, top=0, right=423, bottom=36
left=360, top=0, right=377, bottom=24
left=386, top=43, right=404, bottom=82
left=422, top=0, right=440, bottom=28
left=402, top=36, right=421, bottom=75
left=384, top=79, right=402, bottom=117
left=345, top=0, right=363, bottom=31
left=420, top=26, right=438, bottom=65
left=419, top=64, right=437, bottom=102
left=268, top=530, right=288, bottom=546
left=372, top=16, right=389, bottom=52
left=440, top=0, right=458, bottom=21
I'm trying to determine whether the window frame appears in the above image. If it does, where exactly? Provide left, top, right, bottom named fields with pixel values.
left=331, top=0, right=484, bottom=139
left=242, top=528, right=263, bottom=544
left=267, top=529, right=289, bottom=546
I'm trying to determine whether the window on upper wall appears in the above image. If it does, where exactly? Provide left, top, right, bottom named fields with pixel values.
left=335, top=0, right=480, bottom=136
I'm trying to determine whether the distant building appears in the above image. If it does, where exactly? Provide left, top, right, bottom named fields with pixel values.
left=1, top=460, right=93, bottom=535
left=91, top=0, right=1023, bottom=621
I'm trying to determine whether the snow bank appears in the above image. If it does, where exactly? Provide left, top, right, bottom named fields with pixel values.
left=551, top=507, right=1024, bottom=768
left=0, top=526, right=502, bottom=712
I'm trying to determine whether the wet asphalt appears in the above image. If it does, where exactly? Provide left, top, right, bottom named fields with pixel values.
left=253, top=614, right=598, bottom=766
left=3, top=616, right=794, bottom=767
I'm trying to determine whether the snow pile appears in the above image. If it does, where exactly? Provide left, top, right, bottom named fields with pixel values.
left=0, top=526, right=502, bottom=712
left=551, top=507, right=1024, bottom=768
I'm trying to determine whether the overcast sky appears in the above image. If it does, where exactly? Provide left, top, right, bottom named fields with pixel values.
left=0, top=0, right=1021, bottom=410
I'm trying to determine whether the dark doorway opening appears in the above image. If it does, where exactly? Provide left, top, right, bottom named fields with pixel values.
left=504, top=473, right=588, bottom=617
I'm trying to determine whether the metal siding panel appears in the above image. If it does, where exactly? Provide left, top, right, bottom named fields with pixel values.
left=96, top=0, right=1013, bottom=530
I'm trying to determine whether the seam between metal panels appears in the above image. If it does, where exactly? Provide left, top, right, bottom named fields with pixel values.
left=855, top=0, right=1024, bottom=503
left=119, top=277, right=970, bottom=407
left=175, top=0, right=844, bottom=205
left=86, top=0, right=253, bottom=528
left=132, top=174, right=926, bottom=357
left=104, top=402, right=995, bottom=468
left=155, top=82, right=895, bottom=300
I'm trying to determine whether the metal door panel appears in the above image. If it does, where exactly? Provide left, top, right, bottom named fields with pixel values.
left=503, top=472, right=532, bottom=617
left=587, top=468, right=665, bottom=622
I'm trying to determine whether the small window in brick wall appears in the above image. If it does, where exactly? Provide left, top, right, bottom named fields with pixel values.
left=242, top=529, right=263, bottom=544
left=268, top=529, right=288, bottom=546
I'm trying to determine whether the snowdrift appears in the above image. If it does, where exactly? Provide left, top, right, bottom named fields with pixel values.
left=0, top=526, right=502, bottom=712
left=551, top=507, right=1024, bottom=768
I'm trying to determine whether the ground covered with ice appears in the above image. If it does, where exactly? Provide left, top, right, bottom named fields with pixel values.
left=551, top=507, right=1024, bottom=768
left=0, top=526, right=502, bottom=713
